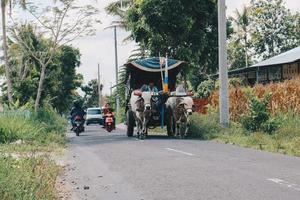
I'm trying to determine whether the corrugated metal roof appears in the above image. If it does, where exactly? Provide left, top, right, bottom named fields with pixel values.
left=252, top=46, right=300, bottom=67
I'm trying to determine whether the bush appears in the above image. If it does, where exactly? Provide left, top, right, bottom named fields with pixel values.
left=32, top=106, right=67, bottom=134
left=196, top=79, right=215, bottom=98
left=0, top=106, right=67, bottom=144
left=188, top=111, right=221, bottom=139
left=240, top=93, right=279, bottom=134
left=261, top=118, right=280, bottom=134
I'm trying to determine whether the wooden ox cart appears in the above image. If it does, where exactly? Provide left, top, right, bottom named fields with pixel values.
left=124, top=57, right=188, bottom=138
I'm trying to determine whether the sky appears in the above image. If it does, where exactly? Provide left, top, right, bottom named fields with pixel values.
left=1, top=0, right=300, bottom=95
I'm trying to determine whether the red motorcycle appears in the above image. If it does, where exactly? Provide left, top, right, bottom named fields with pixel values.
left=105, top=112, right=115, bottom=132
left=73, top=115, right=85, bottom=136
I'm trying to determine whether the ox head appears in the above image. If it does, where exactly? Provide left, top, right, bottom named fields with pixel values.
left=177, top=97, right=195, bottom=116
left=134, top=91, right=152, bottom=112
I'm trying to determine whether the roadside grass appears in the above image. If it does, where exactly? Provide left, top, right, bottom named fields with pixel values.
left=0, top=107, right=67, bottom=147
left=189, top=112, right=300, bottom=157
left=0, top=156, right=60, bottom=200
left=0, top=106, right=67, bottom=200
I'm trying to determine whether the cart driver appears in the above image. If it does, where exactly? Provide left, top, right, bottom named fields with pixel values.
left=149, top=82, right=158, bottom=93
left=140, top=81, right=158, bottom=93
left=140, top=81, right=160, bottom=112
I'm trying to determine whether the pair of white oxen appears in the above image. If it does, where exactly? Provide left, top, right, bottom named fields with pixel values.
left=130, top=85, right=195, bottom=139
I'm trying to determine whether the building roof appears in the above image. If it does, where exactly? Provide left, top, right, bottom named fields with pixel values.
left=252, top=46, right=300, bottom=67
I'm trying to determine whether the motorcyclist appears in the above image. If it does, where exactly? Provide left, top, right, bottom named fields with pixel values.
left=102, top=103, right=115, bottom=129
left=70, top=100, right=86, bottom=130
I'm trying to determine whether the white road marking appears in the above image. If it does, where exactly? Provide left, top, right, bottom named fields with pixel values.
left=165, top=148, right=194, bottom=156
left=267, top=178, right=300, bottom=192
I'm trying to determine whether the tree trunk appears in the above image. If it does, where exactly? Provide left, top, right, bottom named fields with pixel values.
left=34, top=64, right=47, bottom=112
left=1, top=1, right=13, bottom=103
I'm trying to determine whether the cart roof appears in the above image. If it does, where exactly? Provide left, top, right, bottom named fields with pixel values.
left=124, top=57, right=186, bottom=91
left=125, top=57, right=185, bottom=72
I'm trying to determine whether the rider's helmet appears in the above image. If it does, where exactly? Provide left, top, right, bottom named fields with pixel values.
left=73, top=100, right=80, bottom=108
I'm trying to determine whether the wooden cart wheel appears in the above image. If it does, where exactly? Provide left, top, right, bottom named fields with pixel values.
left=126, top=110, right=134, bottom=137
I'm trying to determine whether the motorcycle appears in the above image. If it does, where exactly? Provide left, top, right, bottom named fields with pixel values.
left=105, top=112, right=115, bottom=132
left=73, top=115, right=85, bottom=136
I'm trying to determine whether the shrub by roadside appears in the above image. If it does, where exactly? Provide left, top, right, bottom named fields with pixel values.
left=210, top=77, right=300, bottom=120
left=0, top=105, right=67, bottom=200
left=0, top=106, right=67, bottom=146
left=189, top=111, right=221, bottom=140
left=189, top=111, right=300, bottom=157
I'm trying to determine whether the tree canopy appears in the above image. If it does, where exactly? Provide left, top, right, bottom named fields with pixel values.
left=1, top=24, right=83, bottom=114
left=116, top=0, right=219, bottom=88
left=228, top=0, right=300, bottom=69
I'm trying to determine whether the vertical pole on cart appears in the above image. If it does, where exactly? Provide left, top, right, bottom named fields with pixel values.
left=159, top=53, right=164, bottom=90
left=163, top=54, right=169, bottom=93
left=161, top=54, right=169, bottom=128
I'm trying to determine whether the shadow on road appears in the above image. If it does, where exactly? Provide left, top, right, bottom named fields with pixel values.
left=67, top=125, right=200, bottom=148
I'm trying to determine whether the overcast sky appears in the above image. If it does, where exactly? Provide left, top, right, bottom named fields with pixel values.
left=1, top=0, right=300, bottom=95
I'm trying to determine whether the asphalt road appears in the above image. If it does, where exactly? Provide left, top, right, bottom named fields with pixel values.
left=62, top=125, right=300, bottom=200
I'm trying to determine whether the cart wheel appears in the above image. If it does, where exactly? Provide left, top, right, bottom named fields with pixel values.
left=126, top=111, right=134, bottom=137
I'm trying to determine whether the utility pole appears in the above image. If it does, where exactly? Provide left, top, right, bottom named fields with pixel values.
left=114, top=25, right=120, bottom=115
left=97, top=63, right=102, bottom=107
left=218, top=0, right=229, bottom=127
left=110, top=82, right=112, bottom=96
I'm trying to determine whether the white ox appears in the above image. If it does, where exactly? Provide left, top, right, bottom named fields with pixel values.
left=166, top=85, right=195, bottom=138
left=130, top=91, right=152, bottom=139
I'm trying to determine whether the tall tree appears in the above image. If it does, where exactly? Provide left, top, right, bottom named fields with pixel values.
left=123, top=0, right=218, bottom=88
left=250, top=0, right=300, bottom=60
left=1, top=0, right=26, bottom=103
left=229, top=6, right=251, bottom=68
left=11, top=0, right=100, bottom=111
left=81, top=79, right=103, bottom=108
left=106, top=0, right=132, bottom=28
left=228, top=40, right=252, bottom=70
left=4, top=24, right=83, bottom=113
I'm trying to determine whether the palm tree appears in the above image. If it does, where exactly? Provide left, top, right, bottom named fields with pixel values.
left=106, top=0, right=132, bottom=18
left=230, top=6, right=251, bottom=67
left=1, top=0, right=26, bottom=103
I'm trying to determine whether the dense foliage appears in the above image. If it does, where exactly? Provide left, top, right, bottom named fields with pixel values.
left=107, top=0, right=219, bottom=88
left=228, top=0, right=300, bottom=69
left=81, top=79, right=103, bottom=108
left=196, top=79, right=215, bottom=98
left=240, top=94, right=279, bottom=134
left=250, top=0, right=300, bottom=60
left=1, top=24, right=83, bottom=114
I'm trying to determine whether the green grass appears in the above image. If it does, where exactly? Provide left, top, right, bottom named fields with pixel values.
left=0, top=106, right=67, bottom=200
left=0, top=107, right=67, bottom=145
left=0, top=156, right=60, bottom=200
left=189, top=112, right=300, bottom=157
